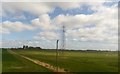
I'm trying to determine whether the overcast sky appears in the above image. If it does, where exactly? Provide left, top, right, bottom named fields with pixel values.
left=0, top=0, right=119, bottom=50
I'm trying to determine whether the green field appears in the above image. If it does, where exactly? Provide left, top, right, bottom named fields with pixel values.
left=3, top=49, right=117, bottom=72
left=0, top=49, right=2, bottom=73
left=2, top=49, right=51, bottom=72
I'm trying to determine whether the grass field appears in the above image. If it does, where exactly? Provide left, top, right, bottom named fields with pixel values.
left=0, top=49, right=2, bottom=73
left=2, top=49, right=51, bottom=72
left=7, top=49, right=118, bottom=72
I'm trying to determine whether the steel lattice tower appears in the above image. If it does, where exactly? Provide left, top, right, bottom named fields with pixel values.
left=61, top=25, right=66, bottom=51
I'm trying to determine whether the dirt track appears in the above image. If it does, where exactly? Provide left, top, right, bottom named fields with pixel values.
left=7, top=49, right=67, bottom=72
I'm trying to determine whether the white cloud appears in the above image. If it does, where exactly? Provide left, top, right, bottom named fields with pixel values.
left=53, top=14, right=94, bottom=29
left=34, top=31, right=59, bottom=40
left=3, top=2, right=114, bottom=16
left=31, top=14, right=58, bottom=30
left=66, top=27, right=118, bottom=43
left=2, top=0, right=118, bottom=2
left=2, top=2, right=84, bottom=16
left=52, top=3, right=118, bottom=43
left=30, top=2, right=118, bottom=44
left=2, top=2, right=54, bottom=16
left=0, top=24, right=10, bottom=34
left=1, top=21, right=34, bottom=33
left=0, top=2, right=2, bottom=17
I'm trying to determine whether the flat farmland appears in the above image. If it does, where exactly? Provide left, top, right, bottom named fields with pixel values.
left=2, top=49, right=51, bottom=72
left=8, top=49, right=118, bottom=72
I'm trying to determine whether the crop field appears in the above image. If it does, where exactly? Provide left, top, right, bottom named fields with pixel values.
left=0, top=49, right=2, bottom=73
left=2, top=49, right=118, bottom=73
left=2, top=49, right=51, bottom=72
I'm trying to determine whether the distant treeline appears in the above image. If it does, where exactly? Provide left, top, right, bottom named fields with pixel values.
left=41, top=49, right=118, bottom=52
left=22, top=45, right=42, bottom=49
left=5, top=45, right=42, bottom=50
left=1, top=48, right=118, bottom=52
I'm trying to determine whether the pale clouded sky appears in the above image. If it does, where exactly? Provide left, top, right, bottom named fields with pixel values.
left=0, top=0, right=119, bottom=50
